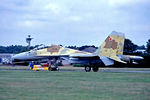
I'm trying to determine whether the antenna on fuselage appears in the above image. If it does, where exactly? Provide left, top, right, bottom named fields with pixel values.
left=26, top=35, right=33, bottom=50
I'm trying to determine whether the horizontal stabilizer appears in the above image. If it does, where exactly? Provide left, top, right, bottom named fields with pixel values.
left=100, top=56, right=114, bottom=66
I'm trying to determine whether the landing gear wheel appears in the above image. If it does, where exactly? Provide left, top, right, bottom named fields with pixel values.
left=48, top=67, right=51, bottom=71
left=56, top=67, right=59, bottom=71
left=85, top=66, right=91, bottom=72
left=92, top=67, right=99, bottom=72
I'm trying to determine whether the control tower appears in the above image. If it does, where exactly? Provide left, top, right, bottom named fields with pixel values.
left=26, top=35, right=33, bottom=50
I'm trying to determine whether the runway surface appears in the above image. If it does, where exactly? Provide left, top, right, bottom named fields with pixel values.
left=1, top=66, right=150, bottom=73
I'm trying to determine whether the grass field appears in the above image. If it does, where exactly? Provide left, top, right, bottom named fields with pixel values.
left=0, top=69, right=150, bottom=100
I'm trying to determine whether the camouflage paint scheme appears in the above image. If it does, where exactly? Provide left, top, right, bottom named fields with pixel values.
left=36, top=45, right=92, bottom=57
left=95, top=31, right=126, bottom=64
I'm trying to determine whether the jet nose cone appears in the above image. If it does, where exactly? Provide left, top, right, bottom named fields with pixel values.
left=11, top=54, right=18, bottom=61
left=11, top=52, right=26, bottom=61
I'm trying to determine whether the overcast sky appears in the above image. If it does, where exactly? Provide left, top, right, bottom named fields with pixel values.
left=0, top=0, right=150, bottom=47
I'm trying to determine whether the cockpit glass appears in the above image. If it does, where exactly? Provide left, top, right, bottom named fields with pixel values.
left=33, top=44, right=49, bottom=50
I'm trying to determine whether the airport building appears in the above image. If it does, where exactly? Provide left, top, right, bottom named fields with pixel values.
left=0, top=53, right=14, bottom=64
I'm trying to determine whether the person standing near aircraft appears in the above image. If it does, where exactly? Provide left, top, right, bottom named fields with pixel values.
left=53, top=58, right=59, bottom=71
left=47, top=60, right=51, bottom=70
left=47, top=60, right=51, bottom=67
left=29, top=61, right=34, bottom=69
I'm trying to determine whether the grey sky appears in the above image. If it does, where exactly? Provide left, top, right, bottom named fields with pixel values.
left=0, top=0, right=150, bottom=46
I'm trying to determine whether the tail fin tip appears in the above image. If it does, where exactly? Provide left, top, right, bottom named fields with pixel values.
left=110, top=31, right=125, bottom=37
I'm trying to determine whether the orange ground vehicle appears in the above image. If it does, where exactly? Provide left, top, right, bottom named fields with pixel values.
left=30, top=63, right=59, bottom=71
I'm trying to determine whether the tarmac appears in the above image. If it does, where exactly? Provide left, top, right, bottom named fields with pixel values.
left=0, top=65, right=150, bottom=73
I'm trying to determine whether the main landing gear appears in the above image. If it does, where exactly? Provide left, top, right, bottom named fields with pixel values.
left=85, top=65, right=91, bottom=72
left=85, top=65, right=99, bottom=72
left=92, top=67, right=99, bottom=72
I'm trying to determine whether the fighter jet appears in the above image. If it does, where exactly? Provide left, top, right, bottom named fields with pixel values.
left=12, top=31, right=143, bottom=72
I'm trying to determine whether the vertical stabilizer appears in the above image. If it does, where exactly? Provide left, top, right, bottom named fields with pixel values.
left=95, top=31, right=125, bottom=57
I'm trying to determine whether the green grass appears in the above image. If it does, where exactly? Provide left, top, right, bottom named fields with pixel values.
left=0, top=71, right=150, bottom=100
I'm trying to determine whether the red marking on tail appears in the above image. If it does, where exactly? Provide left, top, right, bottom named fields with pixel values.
left=109, top=37, right=112, bottom=41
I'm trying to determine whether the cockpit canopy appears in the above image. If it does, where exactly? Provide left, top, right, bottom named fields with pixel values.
left=33, top=44, right=50, bottom=50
